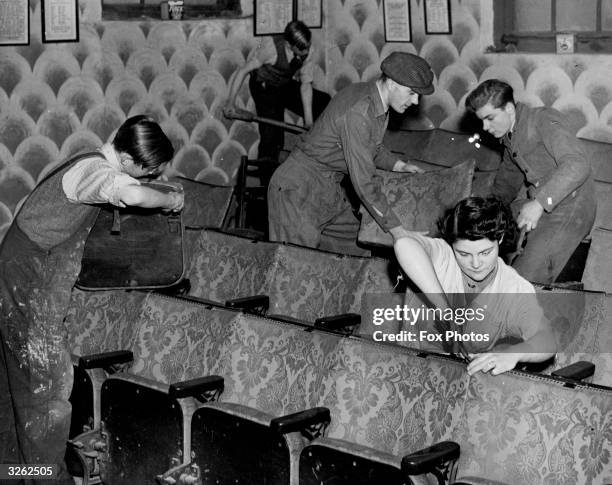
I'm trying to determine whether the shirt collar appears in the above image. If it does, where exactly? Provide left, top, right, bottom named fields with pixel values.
left=372, top=80, right=388, bottom=117
left=509, top=102, right=524, bottom=139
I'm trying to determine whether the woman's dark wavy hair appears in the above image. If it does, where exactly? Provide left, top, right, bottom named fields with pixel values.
left=438, top=196, right=512, bottom=245
left=112, top=115, right=174, bottom=170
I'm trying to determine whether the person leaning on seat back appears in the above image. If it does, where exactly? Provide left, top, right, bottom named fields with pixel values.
left=266, top=51, right=434, bottom=252
left=465, top=79, right=596, bottom=285
left=393, top=196, right=556, bottom=376
left=0, top=115, right=183, bottom=484
left=224, top=20, right=331, bottom=161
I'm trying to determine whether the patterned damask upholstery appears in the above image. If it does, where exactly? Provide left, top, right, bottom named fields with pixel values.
left=167, top=309, right=345, bottom=485
left=267, top=244, right=370, bottom=322
left=65, top=288, right=149, bottom=357
left=452, top=370, right=612, bottom=485
left=220, top=313, right=343, bottom=414
left=358, top=160, right=476, bottom=247
left=324, top=341, right=467, bottom=455
left=129, top=294, right=239, bottom=384
left=534, top=285, right=612, bottom=387
left=300, top=338, right=612, bottom=484
left=186, top=229, right=278, bottom=302
left=64, top=286, right=612, bottom=485
left=296, top=340, right=466, bottom=483
left=185, top=230, right=402, bottom=324
left=592, top=295, right=612, bottom=385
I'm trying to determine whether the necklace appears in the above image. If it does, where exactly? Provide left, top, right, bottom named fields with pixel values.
left=462, top=264, right=498, bottom=294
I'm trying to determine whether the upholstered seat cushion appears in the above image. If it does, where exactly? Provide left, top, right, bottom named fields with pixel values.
left=358, top=160, right=475, bottom=247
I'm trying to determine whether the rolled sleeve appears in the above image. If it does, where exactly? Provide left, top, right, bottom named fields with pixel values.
left=374, top=145, right=398, bottom=171
left=341, top=110, right=401, bottom=231
left=63, top=158, right=139, bottom=206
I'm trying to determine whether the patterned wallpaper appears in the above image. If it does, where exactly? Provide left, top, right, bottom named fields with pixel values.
left=1, top=0, right=611, bottom=245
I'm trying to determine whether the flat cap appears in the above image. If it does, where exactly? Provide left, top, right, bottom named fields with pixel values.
left=381, top=52, right=434, bottom=95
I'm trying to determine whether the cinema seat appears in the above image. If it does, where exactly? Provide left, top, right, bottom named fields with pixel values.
left=165, top=312, right=342, bottom=485
left=186, top=229, right=401, bottom=330
left=64, top=289, right=149, bottom=438
left=451, top=368, right=612, bottom=484
left=299, top=340, right=466, bottom=485
left=68, top=294, right=238, bottom=484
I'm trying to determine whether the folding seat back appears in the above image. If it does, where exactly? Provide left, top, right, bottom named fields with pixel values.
left=65, top=289, right=149, bottom=437
left=267, top=244, right=369, bottom=322
left=65, top=288, right=149, bottom=358
left=536, top=285, right=611, bottom=386
left=186, top=229, right=278, bottom=303
left=299, top=339, right=468, bottom=484
left=98, top=294, right=241, bottom=485
left=188, top=313, right=344, bottom=485
left=452, top=370, right=612, bottom=484
left=591, top=293, right=612, bottom=386
left=220, top=313, right=343, bottom=410
left=177, top=177, right=234, bottom=260
left=129, top=294, right=239, bottom=383
left=354, top=257, right=406, bottom=338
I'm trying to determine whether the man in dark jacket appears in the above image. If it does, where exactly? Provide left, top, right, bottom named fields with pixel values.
left=466, top=79, right=596, bottom=284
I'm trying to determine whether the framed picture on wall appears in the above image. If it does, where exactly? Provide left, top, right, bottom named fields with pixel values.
left=42, top=0, right=79, bottom=43
left=298, top=0, right=322, bottom=29
left=0, top=0, right=29, bottom=46
left=254, top=0, right=293, bottom=36
left=424, top=0, right=452, bottom=35
left=383, top=0, right=412, bottom=43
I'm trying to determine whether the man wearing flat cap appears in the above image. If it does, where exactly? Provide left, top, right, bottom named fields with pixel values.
left=267, top=51, right=434, bottom=253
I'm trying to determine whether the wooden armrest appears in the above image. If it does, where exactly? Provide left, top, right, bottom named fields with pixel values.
left=314, top=313, right=361, bottom=333
left=401, top=441, right=460, bottom=476
left=225, top=295, right=270, bottom=315
left=169, top=375, right=224, bottom=403
left=270, top=407, right=331, bottom=440
left=551, top=361, right=595, bottom=381
left=78, top=350, right=133, bottom=370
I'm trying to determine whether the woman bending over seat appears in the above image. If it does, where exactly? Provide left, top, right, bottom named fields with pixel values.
left=394, top=196, right=556, bottom=376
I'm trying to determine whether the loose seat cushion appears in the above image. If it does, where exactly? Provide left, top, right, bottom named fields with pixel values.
left=358, top=160, right=475, bottom=247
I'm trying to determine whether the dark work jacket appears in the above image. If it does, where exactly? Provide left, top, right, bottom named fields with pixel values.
left=290, top=81, right=400, bottom=231
left=493, top=103, right=594, bottom=213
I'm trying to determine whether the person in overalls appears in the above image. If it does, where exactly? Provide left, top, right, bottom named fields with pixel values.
left=267, top=52, right=433, bottom=253
left=0, top=116, right=183, bottom=483
left=465, top=79, right=596, bottom=284
left=224, top=20, right=330, bottom=161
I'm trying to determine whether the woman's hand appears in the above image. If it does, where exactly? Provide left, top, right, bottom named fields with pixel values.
left=467, top=352, right=520, bottom=376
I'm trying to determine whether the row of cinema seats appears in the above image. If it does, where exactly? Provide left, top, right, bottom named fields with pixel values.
left=64, top=288, right=612, bottom=484
left=182, top=228, right=612, bottom=388
left=183, top=228, right=403, bottom=331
